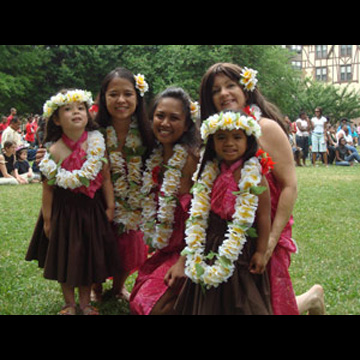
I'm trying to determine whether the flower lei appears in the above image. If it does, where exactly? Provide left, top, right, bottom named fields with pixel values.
left=39, top=130, right=106, bottom=189
left=106, top=120, right=145, bottom=234
left=43, top=89, right=93, bottom=118
left=140, top=144, right=188, bottom=250
left=182, top=156, right=264, bottom=290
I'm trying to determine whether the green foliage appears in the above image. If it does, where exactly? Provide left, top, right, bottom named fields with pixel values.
left=1, top=45, right=359, bottom=123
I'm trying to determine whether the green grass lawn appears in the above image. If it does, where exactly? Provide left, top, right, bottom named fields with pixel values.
left=1, top=164, right=359, bottom=315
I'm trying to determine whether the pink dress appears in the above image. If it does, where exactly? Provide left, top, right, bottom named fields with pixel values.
left=129, top=193, right=192, bottom=315
left=265, top=171, right=299, bottom=315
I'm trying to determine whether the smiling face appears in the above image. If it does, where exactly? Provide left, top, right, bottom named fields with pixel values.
left=54, top=101, right=88, bottom=134
left=152, top=97, right=188, bottom=146
left=212, top=74, right=247, bottom=112
left=105, top=77, right=138, bottom=123
left=213, top=129, right=248, bottom=165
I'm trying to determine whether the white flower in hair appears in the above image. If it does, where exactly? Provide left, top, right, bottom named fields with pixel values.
left=134, top=74, right=149, bottom=97
left=240, top=67, right=258, bottom=92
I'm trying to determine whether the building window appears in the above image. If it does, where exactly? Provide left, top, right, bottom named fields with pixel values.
left=340, top=45, right=352, bottom=57
left=291, top=61, right=302, bottom=70
left=316, top=67, right=327, bottom=81
left=340, top=65, right=352, bottom=82
left=316, top=45, right=327, bottom=59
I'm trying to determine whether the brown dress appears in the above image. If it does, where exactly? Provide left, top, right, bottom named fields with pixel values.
left=175, top=159, right=273, bottom=315
left=26, top=187, right=121, bottom=287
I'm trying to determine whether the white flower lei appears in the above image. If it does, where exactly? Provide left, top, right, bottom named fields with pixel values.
left=140, top=144, right=188, bottom=250
left=39, top=130, right=106, bottom=189
left=182, top=156, right=263, bottom=290
left=106, top=120, right=144, bottom=233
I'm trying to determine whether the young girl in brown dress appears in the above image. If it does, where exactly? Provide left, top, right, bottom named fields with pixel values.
left=175, top=109, right=273, bottom=315
left=26, top=89, right=120, bottom=315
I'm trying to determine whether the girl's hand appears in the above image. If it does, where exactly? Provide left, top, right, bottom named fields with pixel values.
left=43, top=221, right=51, bottom=239
left=105, top=207, right=115, bottom=223
left=164, top=257, right=186, bottom=291
left=36, top=148, right=47, bottom=165
left=249, top=251, right=266, bottom=275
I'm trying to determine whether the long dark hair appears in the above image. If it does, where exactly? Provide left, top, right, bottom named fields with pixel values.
left=44, top=88, right=98, bottom=143
left=200, top=62, right=288, bottom=135
left=149, top=87, right=201, bottom=157
left=95, top=67, right=155, bottom=155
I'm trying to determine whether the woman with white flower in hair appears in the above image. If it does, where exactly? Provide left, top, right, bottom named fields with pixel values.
left=175, top=109, right=273, bottom=315
left=26, top=89, right=120, bottom=315
left=129, top=87, right=200, bottom=315
left=94, top=68, right=155, bottom=302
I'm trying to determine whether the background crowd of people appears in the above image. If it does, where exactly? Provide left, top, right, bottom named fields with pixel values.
left=0, top=108, right=45, bottom=185
left=286, top=108, right=360, bottom=167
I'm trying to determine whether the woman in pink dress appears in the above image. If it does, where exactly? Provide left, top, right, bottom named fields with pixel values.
left=130, top=87, right=200, bottom=315
left=95, top=68, right=155, bottom=300
left=198, top=63, right=325, bottom=315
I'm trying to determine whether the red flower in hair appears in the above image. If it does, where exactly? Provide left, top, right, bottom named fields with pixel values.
left=256, top=149, right=275, bottom=175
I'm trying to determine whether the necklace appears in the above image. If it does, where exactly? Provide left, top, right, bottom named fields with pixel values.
left=40, top=130, right=106, bottom=189
left=182, top=156, right=263, bottom=290
left=106, top=119, right=144, bottom=234
left=140, top=144, right=188, bottom=249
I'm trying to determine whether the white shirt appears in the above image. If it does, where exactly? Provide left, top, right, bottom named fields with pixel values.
left=296, top=118, right=309, bottom=136
left=311, top=116, right=327, bottom=134
left=1, top=126, right=22, bottom=148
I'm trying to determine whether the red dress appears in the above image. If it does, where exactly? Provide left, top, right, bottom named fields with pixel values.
left=265, top=171, right=299, bottom=315
left=129, top=193, right=191, bottom=315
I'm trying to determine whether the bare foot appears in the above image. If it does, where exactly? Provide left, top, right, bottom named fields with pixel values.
left=308, top=285, right=326, bottom=315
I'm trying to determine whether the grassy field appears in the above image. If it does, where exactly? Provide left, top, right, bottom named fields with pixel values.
left=1, top=164, right=359, bottom=315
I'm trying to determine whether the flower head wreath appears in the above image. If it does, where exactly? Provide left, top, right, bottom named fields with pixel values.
left=240, top=67, right=258, bottom=92
left=134, top=73, right=149, bottom=97
left=43, top=89, right=94, bottom=118
left=200, top=111, right=262, bottom=143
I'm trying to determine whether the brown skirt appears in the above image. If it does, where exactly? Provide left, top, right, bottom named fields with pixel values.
left=175, top=211, right=273, bottom=315
left=26, top=187, right=121, bottom=287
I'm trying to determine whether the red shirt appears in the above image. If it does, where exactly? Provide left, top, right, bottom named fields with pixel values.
left=25, top=122, right=35, bottom=143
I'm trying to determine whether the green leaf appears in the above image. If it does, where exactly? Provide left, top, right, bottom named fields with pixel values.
left=195, top=264, right=205, bottom=277
left=79, top=176, right=90, bottom=187
left=250, top=186, right=267, bottom=195
left=218, top=256, right=232, bottom=269
left=246, top=227, right=258, bottom=238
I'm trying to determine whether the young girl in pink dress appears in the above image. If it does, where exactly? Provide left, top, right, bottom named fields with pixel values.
left=95, top=68, right=155, bottom=301
left=129, top=87, right=200, bottom=315
left=175, top=110, right=273, bottom=315
left=26, top=89, right=120, bottom=315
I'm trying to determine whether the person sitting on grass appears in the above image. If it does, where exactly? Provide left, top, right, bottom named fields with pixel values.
left=335, top=137, right=360, bottom=166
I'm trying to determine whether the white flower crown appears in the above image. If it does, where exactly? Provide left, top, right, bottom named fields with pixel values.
left=134, top=74, right=149, bottom=97
left=200, top=111, right=262, bottom=142
left=43, top=89, right=93, bottom=118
